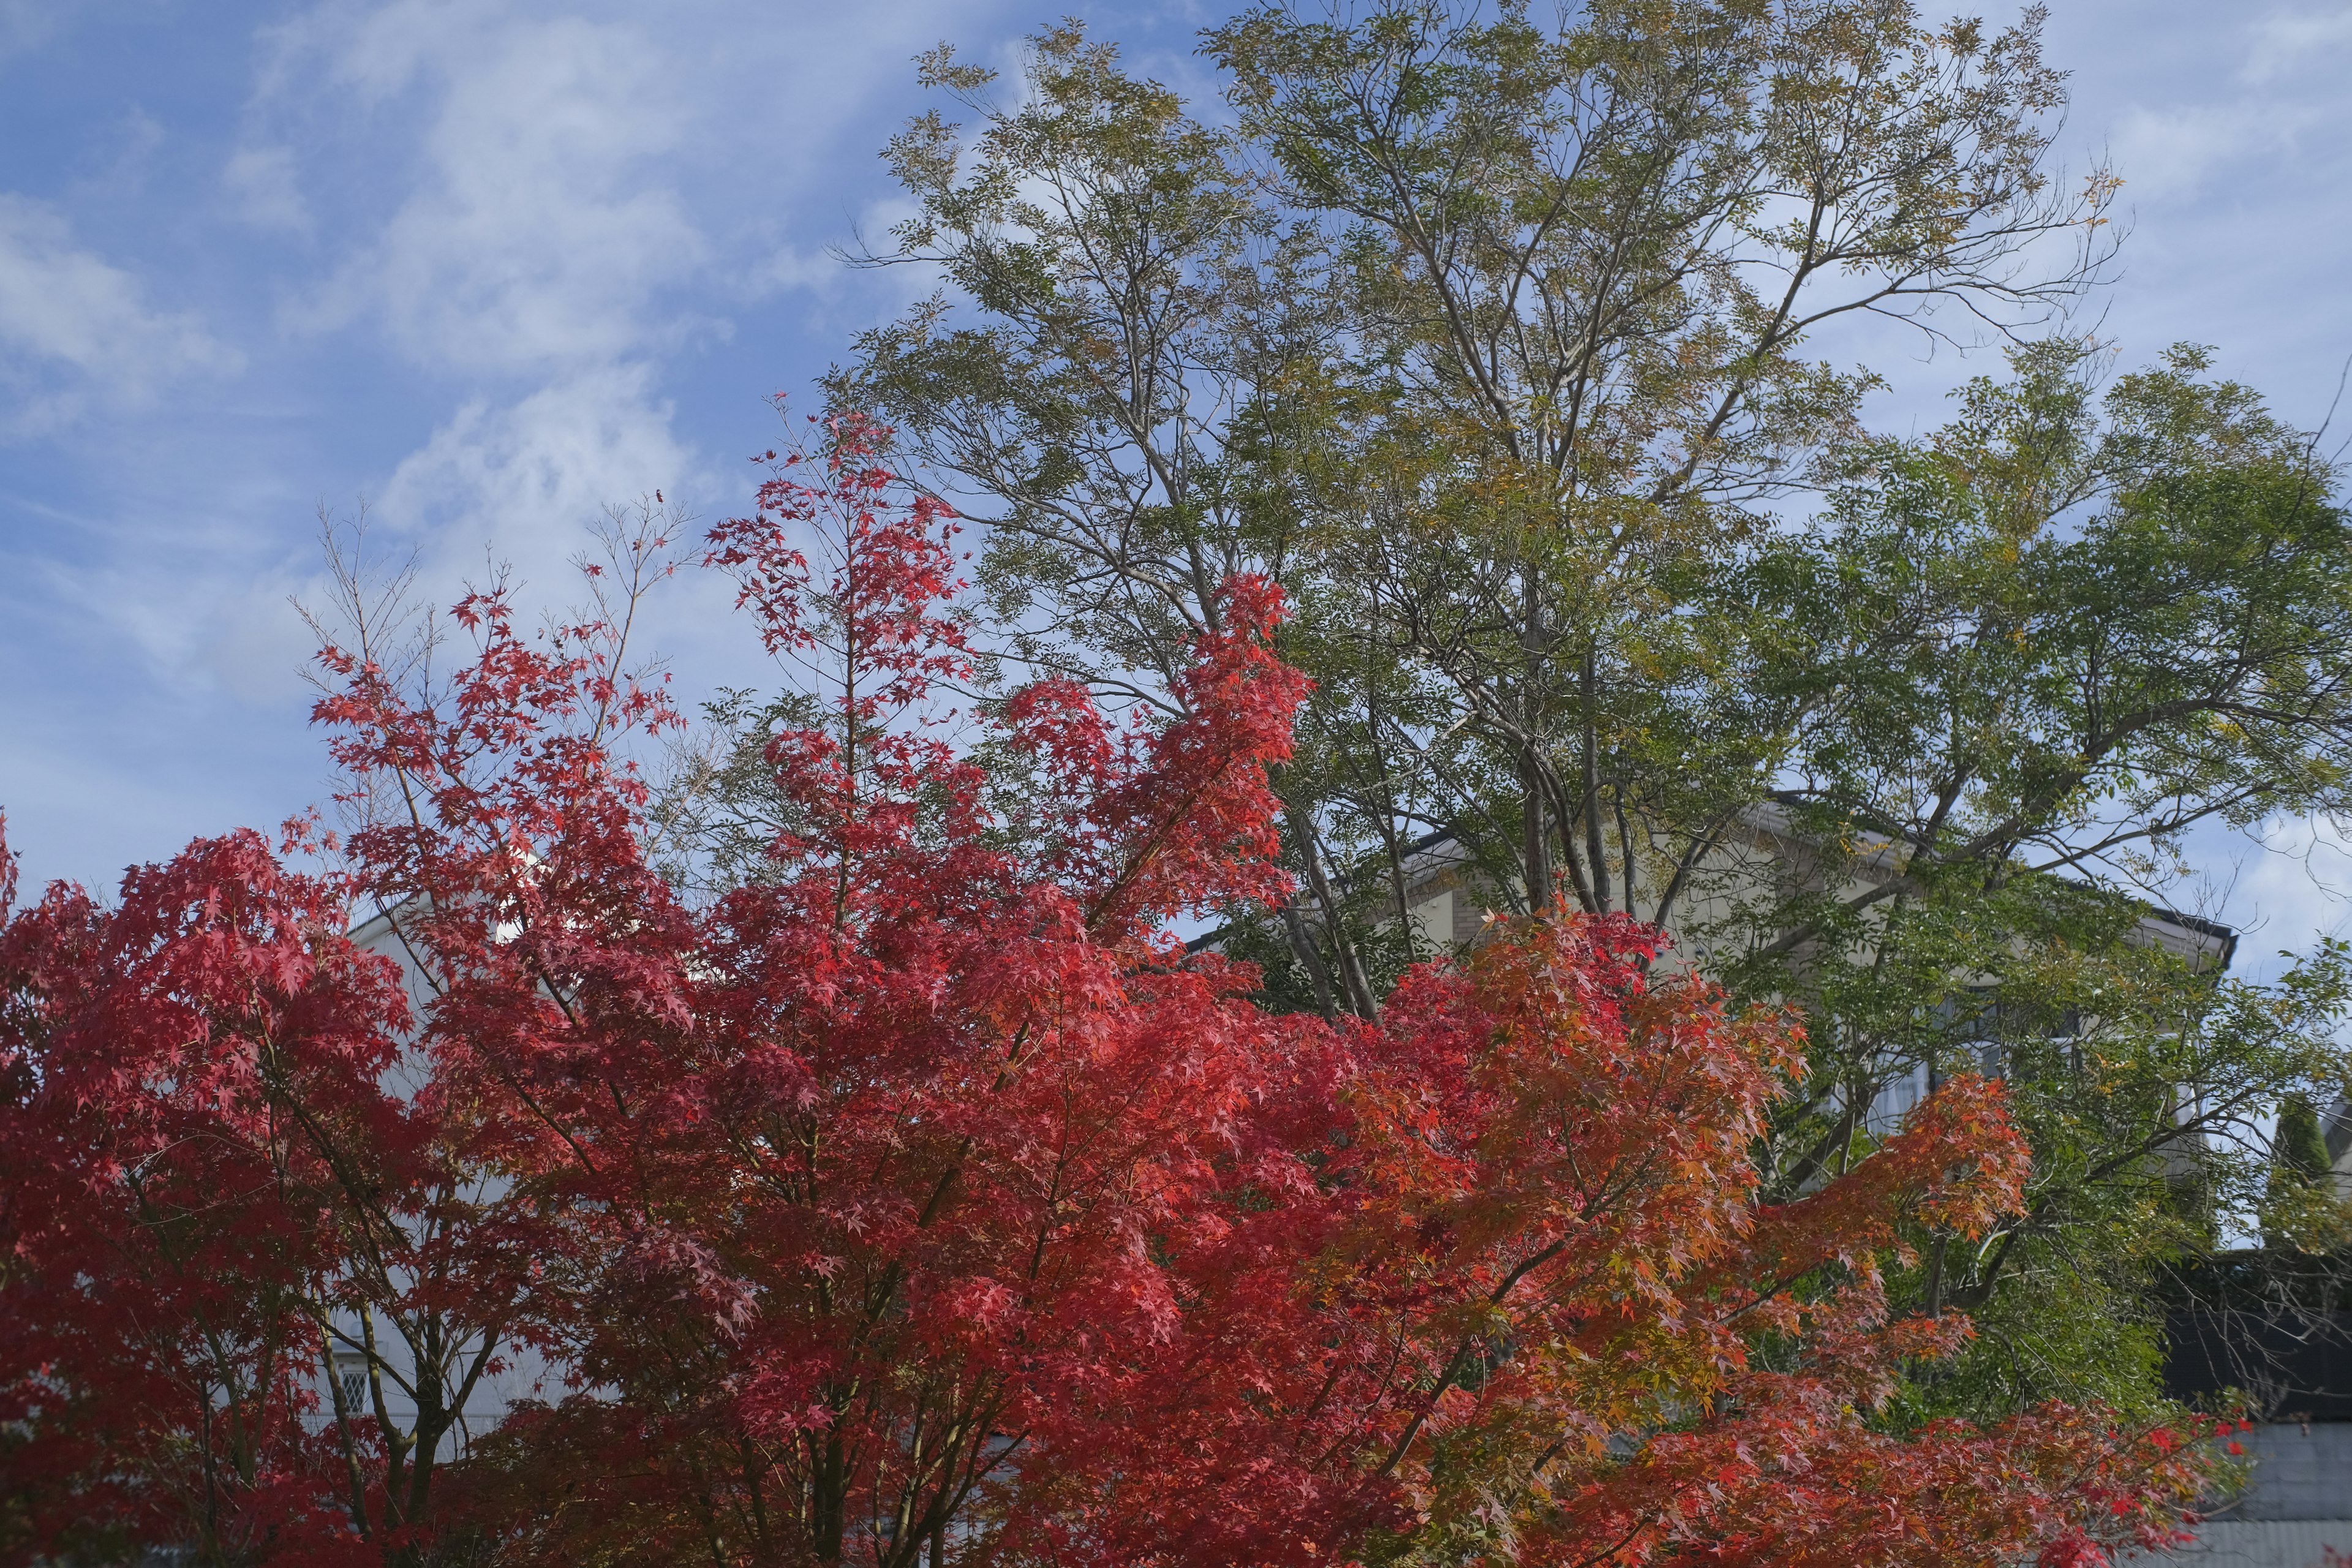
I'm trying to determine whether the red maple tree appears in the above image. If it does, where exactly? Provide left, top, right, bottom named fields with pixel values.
left=1, top=410, right=2220, bottom=1568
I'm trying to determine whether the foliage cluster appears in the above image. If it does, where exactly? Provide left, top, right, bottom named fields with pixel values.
left=840, top=0, right=2352, bottom=1420
left=0, top=417, right=2225, bottom=1567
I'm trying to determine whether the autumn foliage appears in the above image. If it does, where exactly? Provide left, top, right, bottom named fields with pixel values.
left=1, top=413, right=2221, bottom=1567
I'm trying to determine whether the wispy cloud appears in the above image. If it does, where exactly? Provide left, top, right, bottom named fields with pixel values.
left=375, top=362, right=698, bottom=571
left=222, top=145, right=309, bottom=233
left=2233, top=814, right=2352, bottom=963
left=2109, top=100, right=2321, bottom=205
left=2239, top=6, right=2352, bottom=83
left=0, top=194, right=236, bottom=432
left=2103, top=6, right=2352, bottom=206
left=266, top=4, right=707, bottom=378
left=0, top=0, right=87, bottom=62
left=0, top=0, right=1085, bottom=887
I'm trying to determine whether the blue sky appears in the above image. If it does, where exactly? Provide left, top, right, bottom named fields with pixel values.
left=4, top=0, right=2352, bottom=973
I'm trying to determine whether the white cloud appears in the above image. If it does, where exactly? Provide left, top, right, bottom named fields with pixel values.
left=184, top=0, right=991, bottom=705
left=224, top=145, right=310, bottom=233
left=2225, top=813, right=2352, bottom=975
left=40, top=366, right=708, bottom=717
left=274, top=2, right=708, bottom=377
left=217, top=2, right=729, bottom=660
left=744, top=243, right=837, bottom=301
left=2239, top=7, right=2352, bottom=83
left=0, top=194, right=233, bottom=430
left=0, top=0, right=84, bottom=61
left=2109, top=100, right=2320, bottom=205
left=375, top=362, right=698, bottom=576
left=2102, top=8, right=2352, bottom=206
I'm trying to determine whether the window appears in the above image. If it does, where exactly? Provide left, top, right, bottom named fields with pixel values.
left=333, top=1352, right=369, bottom=1415
left=1867, top=1060, right=1932, bottom=1137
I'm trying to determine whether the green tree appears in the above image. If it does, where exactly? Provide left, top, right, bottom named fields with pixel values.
left=831, top=0, right=2352, bottom=1427
left=2261, top=1088, right=2349, bottom=1253
left=2276, top=1095, right=2334, bottom=1185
